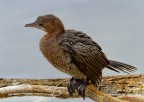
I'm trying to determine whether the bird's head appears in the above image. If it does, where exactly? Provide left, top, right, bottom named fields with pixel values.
left=25, top=14, right=64, bottom=34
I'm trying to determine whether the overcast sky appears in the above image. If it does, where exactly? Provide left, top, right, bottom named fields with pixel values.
left=0, top=0, right=144, bottom=80
left=0, top=0, right=144, bottom=102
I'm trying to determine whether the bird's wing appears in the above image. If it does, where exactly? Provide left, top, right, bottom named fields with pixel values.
left=59, top=30, right=109, bottom=86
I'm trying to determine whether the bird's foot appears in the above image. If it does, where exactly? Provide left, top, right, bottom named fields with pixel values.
left=67, top=78, right=76, bottom=96
left=67, top=77, right=88, bottom=100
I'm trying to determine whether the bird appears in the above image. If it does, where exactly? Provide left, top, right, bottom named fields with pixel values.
left=25, top=14, right=137, bottom=99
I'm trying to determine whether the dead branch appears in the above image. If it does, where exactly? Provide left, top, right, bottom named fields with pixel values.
left=0, top=74, right=144, bottom=102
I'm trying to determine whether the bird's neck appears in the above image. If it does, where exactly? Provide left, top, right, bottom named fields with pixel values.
left=45, top=26, right=65, bottom=38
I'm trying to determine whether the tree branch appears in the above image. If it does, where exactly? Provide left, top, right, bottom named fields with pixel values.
left=0, top=74, right=144, bottom=102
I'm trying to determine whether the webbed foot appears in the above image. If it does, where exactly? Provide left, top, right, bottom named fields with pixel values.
left=67, top=77, right=88, bottom=99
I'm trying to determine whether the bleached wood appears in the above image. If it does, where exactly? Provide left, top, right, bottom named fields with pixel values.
left=0, top=84, right=126, bottom=102
left=0, top=74, right=143, bottom=102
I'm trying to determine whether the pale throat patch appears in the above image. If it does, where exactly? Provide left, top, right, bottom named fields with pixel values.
left=39, top=26, right=46, bottom=31
left=35, top=26, right=46, bottom=31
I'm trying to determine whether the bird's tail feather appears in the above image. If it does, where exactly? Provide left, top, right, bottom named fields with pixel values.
left=106, top=60, right=137, bottom=74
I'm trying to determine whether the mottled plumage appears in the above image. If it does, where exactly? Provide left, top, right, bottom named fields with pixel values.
left=25, top=14, right=137, bottom=99
left=58, top=30, right=109, bottom=86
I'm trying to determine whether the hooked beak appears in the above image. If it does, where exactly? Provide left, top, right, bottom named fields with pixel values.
left=25, top=22, right=37, bottom=27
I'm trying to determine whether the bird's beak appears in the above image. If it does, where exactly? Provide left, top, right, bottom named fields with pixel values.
left=25, top=22, right=46, bottom=31
left=25, top=22, right=37, bottom=27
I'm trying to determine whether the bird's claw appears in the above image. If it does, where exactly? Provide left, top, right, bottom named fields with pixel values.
left=67, top=78, right=76, bottom=96
left=67, top=78, right=88, bottom=100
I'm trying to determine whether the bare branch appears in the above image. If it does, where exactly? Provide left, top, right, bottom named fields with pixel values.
left=0, top=84, right=126, bottom=102
left=0, top=74, right=144, bottom=102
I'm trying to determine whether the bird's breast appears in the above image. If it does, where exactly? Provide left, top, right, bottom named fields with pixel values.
left=39, top=35, right=71, bottom=68
left=39, top=35, right=87, bottom=79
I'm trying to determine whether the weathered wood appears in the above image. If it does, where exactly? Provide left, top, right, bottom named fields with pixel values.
left=0, top=74, right=143, bottom=102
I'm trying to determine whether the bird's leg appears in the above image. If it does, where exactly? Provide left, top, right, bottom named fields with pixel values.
left=75, top=78, right=89, bottom=100
left=67, top=77, right=89, bottom=100
left=67, top=77, right=76, bottom=96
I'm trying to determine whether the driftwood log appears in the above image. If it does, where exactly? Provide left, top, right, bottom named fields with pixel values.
left=0, top=74, right=144, bottom=102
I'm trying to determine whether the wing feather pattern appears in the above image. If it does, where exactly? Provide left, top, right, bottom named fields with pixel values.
left=59, top=30, right=109, bottom=86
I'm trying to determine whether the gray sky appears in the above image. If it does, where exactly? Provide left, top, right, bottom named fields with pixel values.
left=0, top=0, right=144, bottom=79
left=0, top=0, right=144, bottom=102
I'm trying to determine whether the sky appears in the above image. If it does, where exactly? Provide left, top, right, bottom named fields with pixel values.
left=0, top=0, right=144, bottom=101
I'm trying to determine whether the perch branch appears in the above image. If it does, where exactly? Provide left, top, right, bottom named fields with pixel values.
left=0, top=84, right=126, bottom=102
left=0, top=74, right=144, bottom=102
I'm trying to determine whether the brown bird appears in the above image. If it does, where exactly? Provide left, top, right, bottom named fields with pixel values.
left=25, top=14, right=137, bottom=99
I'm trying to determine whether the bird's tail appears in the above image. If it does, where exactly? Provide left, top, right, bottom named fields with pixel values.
left=106, top=60, right=137, bottom=74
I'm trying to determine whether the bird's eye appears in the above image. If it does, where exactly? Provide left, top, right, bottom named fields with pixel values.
left=39, top=23, right=43, bottom=26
